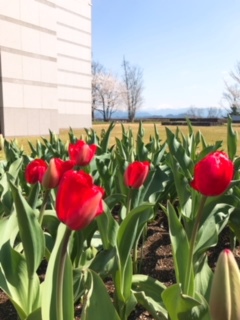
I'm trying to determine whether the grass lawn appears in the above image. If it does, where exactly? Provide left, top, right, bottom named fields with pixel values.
left=1, top=122, right=240, bottom=160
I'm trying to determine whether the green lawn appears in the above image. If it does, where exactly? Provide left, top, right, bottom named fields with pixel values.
left=1, top=122, right=240, bottom=160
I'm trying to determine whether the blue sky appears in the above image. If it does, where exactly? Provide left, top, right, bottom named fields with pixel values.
left=92, top=0, right=240, bottom=111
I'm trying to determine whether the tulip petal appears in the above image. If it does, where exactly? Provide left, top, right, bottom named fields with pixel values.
left=124, top=161, right=150, bottom=189
left=56, top=170, right=105, bottom=230
left=191, top=152, right=234, bottom=196
left=25, top=159, right=48, bottom=184
left=68, top=140, right=97, bottom=166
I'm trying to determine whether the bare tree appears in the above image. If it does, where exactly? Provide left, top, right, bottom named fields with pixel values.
left=121, top=57, right=144, bottom=122
left=93, top=71, right=123, bottom=121
left=186, top=105, right=204, bottom=118
left=92, top=61, right=105, bottom=120
left=230, top=61, right=240, bottom=84
left=206, top=107, right=222, bottom=118
left=221, top=82, right=240, bottom=115
left=221, top=61, right=240, bottom=115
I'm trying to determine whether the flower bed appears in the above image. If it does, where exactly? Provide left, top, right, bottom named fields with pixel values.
left=0, top=119, right=240, bottom=320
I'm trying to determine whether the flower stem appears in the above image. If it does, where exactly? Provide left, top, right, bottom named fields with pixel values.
left=38, top=189, right=50, bottom=225
left=133, top=241, right=138, bottom=274
left=57, top=226, right=72, bottom=320
left=28, top=276, right=34, bottom=314
left=139, top=224, right=147, bottom=272
left=184, top=195, right=207, bottom=295
left=126, top=188, right=133, bottom=215
left=133, top=223, right=147, bottom=274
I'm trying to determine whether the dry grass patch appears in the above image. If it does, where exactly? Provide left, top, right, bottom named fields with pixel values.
left=1, top=122, right=240, bottom=160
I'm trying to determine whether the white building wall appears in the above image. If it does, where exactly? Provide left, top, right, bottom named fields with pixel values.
left=56, top=0, right=92, bottom=128
left=0, top=0, right=92, bottom=136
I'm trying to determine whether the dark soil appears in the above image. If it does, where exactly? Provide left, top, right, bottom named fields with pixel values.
left=1, top=211, right=239, bottom=320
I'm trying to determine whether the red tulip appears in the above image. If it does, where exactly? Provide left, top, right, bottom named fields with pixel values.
left=56, top=170, right=105, bottom=230
left=191, top=151, right=234, bottom=196
left=42, top=158, right=75, bottom=189
left=25, top=159, right=48, bottom=184
left=68, top=140, right=97, bottom=166
left=124, top=161, right=151, bottom=189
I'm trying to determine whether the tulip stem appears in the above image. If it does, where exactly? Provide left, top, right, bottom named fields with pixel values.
left=133, top=240, right=138, bottom=274
left=38, top=189, right=51, bottom=225
left=184, top=195, right=207, bottom=295
left=27, top=276, right=34, bottom=314
left=57, top=226, right=72, bottom=320
left=126, top=188, right=133, bottom=215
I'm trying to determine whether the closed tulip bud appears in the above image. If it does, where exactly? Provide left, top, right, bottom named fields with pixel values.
left=42, top=158, right=75, bottom=189
left=191, top=151, right=234, bottom=196
left=25, top=159, right=48, bottom=184
left=124, top=161, right=150, bottom=189
left=209, top=249, right=240, bottom=320
left=56, top=170, right=105, bottom=230
left=68, top=140, right=97, bottom=166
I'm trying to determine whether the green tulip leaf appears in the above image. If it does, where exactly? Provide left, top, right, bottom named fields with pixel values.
left=8, top=158, right=23, bottom=183
left=194, top=202, right=234, bottom=260
left=42, top=210, right=60, bottom=240
left=89, top=247, right=117, bottom=277
left=132, top=274, right=168, bottom=320
left=166, top=154, right=191, bottom=209
left=81, top=269, right=121, bottom=320
left=194, top=256, right=213, bottom=301
left=97, top=203, right=119, bottom=249
left=191, top=292, right=210, bottom=320
left=8, top=177, right=45, bottom=278
left=194, top=219, right=218, bottom=257
left=227, top=116, right=238, bottom=160
left=166, top=202, right=194, bottom=295
left=117, top=203, right=154, bottom=271
left=104, top=193, right=127, bottom=211
left=42, top=223, right=74, bottom=320
left=44, top=232, right=56, bottom=260
left=98, top=121, right=115, bottom=153
left=114, top=203, right=154, bottom=313
left=162, top=284, right=201, bottom=320
left=229, top=208, right=240, bottom=242
left=0, top=170, right=14, bottom=216
left=0, top=241, right=41, bottom=319
left=139, top=165, right=169, bottom=204
left=136, top=122, right=149, bottom=161
left=0, top=212, right=19, bottom=249
left=165, top=127, right=193, bottom=178
left=25, top=308, right=42, bottom=320
left=72, top=268, right=85, bottom=302
left=201, top=201, right=234, bottom=228
left=27, top=183, right=41, bottom=210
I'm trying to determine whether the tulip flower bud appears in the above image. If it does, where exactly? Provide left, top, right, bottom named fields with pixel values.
left=25, top=159, right=48, bottom=184
left=209, top=249, right=240, bottom=320
left=68, top=140, right=97, bottom=166
left=42, top=158, right=75, bottom=189
left=56, top=170, right=105, bottom=230
left=124, top=161, right=150, bottom=189
left=191, top=151, right=234, bottom=196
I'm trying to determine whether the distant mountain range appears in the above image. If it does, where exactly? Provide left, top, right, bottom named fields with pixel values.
left=95, top=107, right=226, bottom=119
left=135, top=108, right=189, bottom=118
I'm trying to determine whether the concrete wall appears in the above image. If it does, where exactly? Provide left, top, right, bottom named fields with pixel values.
left=0, top=0, right=92, bottom=137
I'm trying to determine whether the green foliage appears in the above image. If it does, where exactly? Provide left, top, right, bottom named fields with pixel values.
left=28, top=130, right=69, bottom=161
left=81, top=269, right=121, bottom=320
left=42, top=224, right=74, bottom=320
left=0, top=121, right=240, bottom=319
left=132, top=274, right=167, bottom=319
